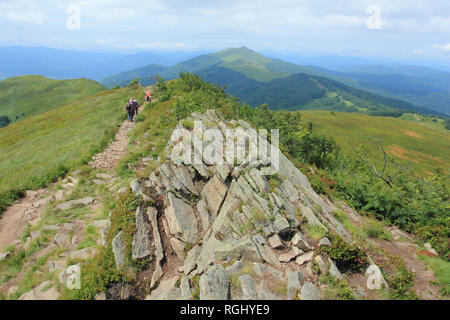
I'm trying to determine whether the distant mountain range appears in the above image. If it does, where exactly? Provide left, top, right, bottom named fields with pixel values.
left=101, top=47, right=448, bottom=116
left=0, top=46, right=202, bottom=81
left=1, top=46, right=449, bottom=116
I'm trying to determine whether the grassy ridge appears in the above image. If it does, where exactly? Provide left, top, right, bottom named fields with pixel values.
left=301, top=110, right=450, bottom=175
left=0, top=75, right=105, bottom=123
left=0, top=87, right=142, bottom=213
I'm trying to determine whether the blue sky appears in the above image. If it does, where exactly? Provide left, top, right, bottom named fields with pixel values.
left=0, top=0, right=449, bottom=66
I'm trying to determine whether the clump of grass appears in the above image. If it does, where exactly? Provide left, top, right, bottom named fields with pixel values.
left=363, top=218, right=392, bottom=241
left=305, top=224, right=327, bottom=241
left=418, top=255, right=450, bottom=297
left=320, top=274, right=356, bottom=300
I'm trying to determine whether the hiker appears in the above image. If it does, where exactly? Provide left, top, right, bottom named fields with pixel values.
left=126, top=99, right=135, bottom=122
left=145, top=91, right=151, bottom=102
left=133, top=98, right=139, bottom=116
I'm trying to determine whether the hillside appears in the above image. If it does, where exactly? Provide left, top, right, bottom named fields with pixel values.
left=301, top=110, right=450, bottom=175
left=0, top=75, right=105, bottom=126
left=101, top=48, right=439, bottom=116
left=101, top=47, right=328, bottom=87
left=0, top=86, right=142, bottom=212
left=0, top=74, right=448, bottom=302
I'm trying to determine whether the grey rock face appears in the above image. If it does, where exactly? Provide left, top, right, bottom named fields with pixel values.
left=132, top=206, right=152, bottom=260
left=239, top=275, right=258, bottom=300
left=291, top=231, right=311, bottom=251
left=200, top=265, right=230, bottom=300
left=165, top=193, right=198, bottom=243
left=299, top=282, right=320, bottom=300
left=112, top=231, right=126, bottom=269
left=286, top=270, right=303, bottom=299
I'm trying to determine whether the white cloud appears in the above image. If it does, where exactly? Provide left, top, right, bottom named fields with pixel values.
left=433, top=43, right=450, bottom=51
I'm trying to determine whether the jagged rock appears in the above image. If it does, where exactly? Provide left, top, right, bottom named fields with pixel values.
left=19, top=281, right=60, bottom=300
left=268, top=234, right=284, bottom=249
left=48, top=260, right=66, bottom=273
left=96, top=173, right=113, bottom=180
left=8, top=286, right=18, bottom=297
left=365, top=264, right=389, bottom=290
left=286, top=270, right=303, bottom=299
left=165, top=193, right=198, bottom=243
left=239, top=274, right=258, bottom=300
left=216, top=165, right=231, bottom=181
left=173, top=166, right=199, bottom=196
left=214, top=236, right=260, bottom=263
left=424, top=243, right=438, bottom=256
left=58, top=264, right=81, bottom=290
left=148, top=207, right=164, bottom=263
left=54, top=197, right=95, bottom=211
left=278, top=250, right=298, bottom=263
left=295, top=251, right=314, bottom=266
left=151, top=265, right=164, bottom=288
left=54, top=190, right=65, bottom=202
left=252, top=234, right=281, bottom=267
left=226, top=260, right=244, bottom=274
left=26, top=190, right=38, bottom=199
left=132, top=206, right=152, bottom=260
left=92, top=179, right=105, bottom=185
left=145, top=277, right=181, bottom=300
left=257, top=280, right=278, bottom=300
left=318, top=237, right=332, bottom=247
left=95, top=292, right=106, bottom=300
left=201, top=174, right=227, bottom=217
left=112, top=231, right=126, bottom=269
left=90, top=219, right=110, bottom=229
left=200, top=265, right=230, bottom=300
left=273, top=214, right=291, bottom=237
left=291, top=231, right=311, bottom=251
left=197, top=199, right=213, bottom=231
left=299, top=282, right=320, bottom=300
left=32, top=195, right=55, bottom=208
left=315, top=255, right=328, bottom=274
left=70, top=247, right=97, bottom=260
left=120, top=283, right=132, bottom=299
left=0, top=251, right=10, bottom=261
left=328, top=258, right=344, bottom=280
left=184, top=245, right=202, bottom=275
left=170, top=237, right=186, bottom=260
left=180, top=276, right=192, bottom=299
left=54, top=233, right=70, bottom=247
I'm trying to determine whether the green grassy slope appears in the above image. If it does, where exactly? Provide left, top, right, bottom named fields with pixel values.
left=301, top=110, right=450, bottom=175
left=0, top=86, right=142, bottom=212
left=0, top=75, right=105, bottom=123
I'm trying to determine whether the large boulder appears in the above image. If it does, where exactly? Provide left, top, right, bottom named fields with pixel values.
left=200, top=265, right=230, bottom=300
left=112, top=231, right=126, bottom=269
left=165, top=193, right=198, bottom=243
left=132, top=206, right=153, bottom=260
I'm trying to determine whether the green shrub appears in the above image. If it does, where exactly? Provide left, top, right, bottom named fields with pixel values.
left=318, top=235, right=367, bottom=272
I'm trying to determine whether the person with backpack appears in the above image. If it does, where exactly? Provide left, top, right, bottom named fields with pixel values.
left=133, top=98, right=139, bottom=116
left=145, top=91, right=151, bottom=102
left=126, top=98, right=135, bottom=122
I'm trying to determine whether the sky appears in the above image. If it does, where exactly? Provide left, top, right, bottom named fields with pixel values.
left=0, top=0, right=449, bottom=67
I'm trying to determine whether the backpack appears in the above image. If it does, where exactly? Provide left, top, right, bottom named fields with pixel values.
left=126, top=103, right=131, bottom=111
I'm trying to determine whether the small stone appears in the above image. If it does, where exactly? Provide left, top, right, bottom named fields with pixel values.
left=0, top=251, right=10, bottom=261
left=328, top=258, right=344, bottom=280
left=278, top=250, right=298, bottom=263
left=318, top=237, right=332, bottom=247
left=315, top=255, right=328, bottom=273
left=291, top=231, right=311, bottom=251
left=424, top=243, right=438, bottom=256
left=95, top=292, right=106, bottom=300
left=295, top=251, right=314, bottom=266
left=268, top=234, right=284, bottom=249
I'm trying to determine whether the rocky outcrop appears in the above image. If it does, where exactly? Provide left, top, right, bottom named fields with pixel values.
left=104, top=110, right=383, bottom=300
